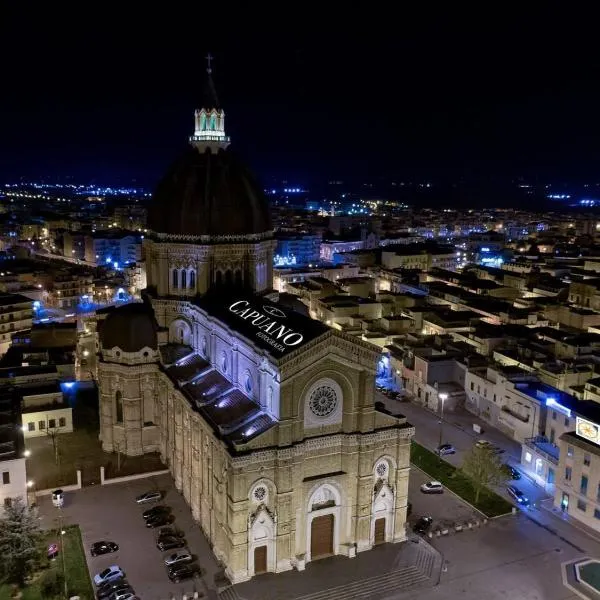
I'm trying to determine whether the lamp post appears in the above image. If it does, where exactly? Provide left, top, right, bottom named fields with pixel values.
left=438, top=393, right=448, bottom=453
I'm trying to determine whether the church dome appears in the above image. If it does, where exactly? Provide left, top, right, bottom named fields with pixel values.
left=147, top=146, right=272, bottom=238
left=99, top=302, right=158, bottom=353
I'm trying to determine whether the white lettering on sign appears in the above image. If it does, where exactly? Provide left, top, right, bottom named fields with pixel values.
left=229, top=300, right=304, bottom=350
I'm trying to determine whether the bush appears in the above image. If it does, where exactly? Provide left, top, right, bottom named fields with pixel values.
left=39, top=570, right=64, bottom=598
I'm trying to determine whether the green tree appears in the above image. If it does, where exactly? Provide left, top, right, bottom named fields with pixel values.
left=0, top=498, right=42, bottom=586
left=461, top=445, right=506, bottom=504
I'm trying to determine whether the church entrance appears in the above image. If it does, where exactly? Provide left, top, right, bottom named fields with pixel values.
left=374, top=517, right=386, bottom=545
left=310, top=514, right=334, bottom=559
left=254, top=546, right=267, bottom=574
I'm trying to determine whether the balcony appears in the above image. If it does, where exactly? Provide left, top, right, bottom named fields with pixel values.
left=525, top=436, right=559, bottom=465
left=501, top=405, right=530, bottom=423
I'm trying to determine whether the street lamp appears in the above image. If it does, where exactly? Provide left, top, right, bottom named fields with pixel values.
left=438, top=393, right=448, bottom=452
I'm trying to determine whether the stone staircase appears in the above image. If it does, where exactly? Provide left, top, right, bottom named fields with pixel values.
left=291, top=566, right=429, bottom=600
left=219, top=587, right=242, bottom=600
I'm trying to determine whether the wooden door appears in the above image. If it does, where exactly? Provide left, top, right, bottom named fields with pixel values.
left=374, top=517, right=386, bottom=545
left=311, top=514, right=334, bottom=559
left=254, top=545, right=267, bottom=574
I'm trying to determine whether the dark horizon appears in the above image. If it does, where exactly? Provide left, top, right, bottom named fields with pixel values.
left=2, top=6, right=600, bottom=188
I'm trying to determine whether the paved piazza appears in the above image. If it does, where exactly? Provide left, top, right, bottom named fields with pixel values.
left=33, top=466, right=600, bottom=600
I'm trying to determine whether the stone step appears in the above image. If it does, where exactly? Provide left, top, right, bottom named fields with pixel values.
left=219, top=587, right=242, bottom=600
left=293, top=566, right=429, bottom=600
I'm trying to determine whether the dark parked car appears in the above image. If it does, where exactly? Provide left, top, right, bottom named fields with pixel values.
left=507, top=485, right=529, bottom=505
left=98, top=583, right=133, bottom=600
left=157, top=526, right=185, bottom=540
left=142, top=505, right=170, bottom=520
left=502, top=464, right=521, bottom=480
left=91, top=541, right=119, bottom=557
left=146, top=513, right=172, bottom=528
left=167, top=563, right=198, bottom=583
left=156, top=536, right=186, bottom=551
left=413, top=516, right=433, bottom=534
left=96, top=579, right=129, bottom=599
left=136, top=490, right=162, bottom=504
left=436, top=444, right=456, bottom=456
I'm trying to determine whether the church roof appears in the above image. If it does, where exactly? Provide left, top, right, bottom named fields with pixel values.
left=99, top=302, right=158, bottom=353
left=195, top=292, right=330, bottom=359
left=147, top=146, right=272, bottom=238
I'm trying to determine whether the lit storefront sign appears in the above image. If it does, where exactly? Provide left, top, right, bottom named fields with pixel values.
left=546, top=397, right=571, bottom=417
left=576, top=416, right=600, bottom=445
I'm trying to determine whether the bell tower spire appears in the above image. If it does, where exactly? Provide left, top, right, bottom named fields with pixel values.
left=189, top=54, right=231, bottom=152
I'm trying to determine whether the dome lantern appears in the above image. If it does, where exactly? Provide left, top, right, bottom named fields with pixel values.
left=189, top=54, right=231, bottom=152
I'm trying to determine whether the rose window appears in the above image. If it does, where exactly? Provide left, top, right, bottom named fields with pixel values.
left=309, top=385, right=338, bottom=417
left=376, top=462, right=388, bottom=478
left=253, top=486, right=267, bottom=502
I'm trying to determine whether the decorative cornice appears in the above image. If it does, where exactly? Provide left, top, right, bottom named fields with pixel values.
left=150, top=230, right=275, bottom=245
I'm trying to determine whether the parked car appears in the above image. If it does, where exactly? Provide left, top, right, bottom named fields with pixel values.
left=413, top=516, right=433, bottom=534
left=502, top=464, right=521, bottom=480
left=507, top=485, right=529, bottom=506
left=436, top=443, right=456, bottom=456
left=157, top=526, right=185, bottom=540
left=111, top=589, right=136, bottom=600
left=52, top=489, right=64, bottom=508
left=91, top=541, right=119, bottom=557
left=475, top=440, right=504, bottom=454
left=146, top=513, right=172, bottom=528
left=94, top=566, right=125, bottom=586
left=164, top=550, right=193, bottom=567
left=156, top=536, right=186, bottom=551
left=96, top=580, right=129, bottom=599
left=142, top=505, right=170, bottom=520
left=167, top=563, right=197, bottom=583
left=136, top=490, right=162, bottom=504
left=420, top=481, right=443, bottom=494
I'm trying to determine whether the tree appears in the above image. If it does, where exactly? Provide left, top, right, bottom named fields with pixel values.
left=0, top=498, right=42, bottom=586
left=46, top=427, right=62, bottom=466
left=461, top=445, right=506, bottom=504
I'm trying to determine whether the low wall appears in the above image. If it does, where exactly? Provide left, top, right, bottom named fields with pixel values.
left=101, top=467, right=170, bottom=486
left=35, top=470, right=82, bottom=496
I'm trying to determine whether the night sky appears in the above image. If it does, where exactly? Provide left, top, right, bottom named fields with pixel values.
left=2, top=6, right=599, bottom=187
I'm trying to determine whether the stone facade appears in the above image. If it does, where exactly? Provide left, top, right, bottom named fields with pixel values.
left=98, top=300, right=414, bottom=582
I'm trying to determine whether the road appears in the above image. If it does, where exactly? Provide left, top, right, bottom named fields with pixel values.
left=378, top=392, right=550, bottom=508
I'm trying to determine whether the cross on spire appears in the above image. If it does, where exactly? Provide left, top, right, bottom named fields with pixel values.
left=206, top=53, right=214, bottom=74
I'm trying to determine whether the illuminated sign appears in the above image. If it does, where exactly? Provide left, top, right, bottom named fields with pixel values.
left=546, top=397, right=571, bottom=417
left=576, top=416, right=600, bottom=445
left=197, top=293, right=329, bottom=357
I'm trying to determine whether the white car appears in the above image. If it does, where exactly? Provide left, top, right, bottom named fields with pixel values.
left=52, top=489, right=64, bottom=508
left=164, top=549, right=193, bottom=567
left=94, top=565, right=125, bottom=586
left=420, top=481, right=444, bottom=494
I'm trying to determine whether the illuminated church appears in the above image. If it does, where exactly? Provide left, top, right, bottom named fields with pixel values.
left=96, top=59, right=414, bottom=583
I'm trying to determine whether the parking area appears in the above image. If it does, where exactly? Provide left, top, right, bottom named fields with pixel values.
left=35, top=474, right=221, bottom=600
left=408, top=467, right=479, bottom=530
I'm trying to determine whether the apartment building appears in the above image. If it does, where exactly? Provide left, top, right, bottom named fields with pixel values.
left=0, top=293, right=33, bottom=356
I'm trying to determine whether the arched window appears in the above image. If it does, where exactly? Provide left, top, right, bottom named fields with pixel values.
left=234, top=270, right=242, bottom=287
left=189, top=270, right=196, bottom=289
left=115, top=391, right=123, bottom=423
left=216, top=271, right=223, bottom=286
left=225, top=270, right=233, bottom=286
left=181, top=269, right=187, bottom=289
left=172, top=269, right=178, bottom=289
